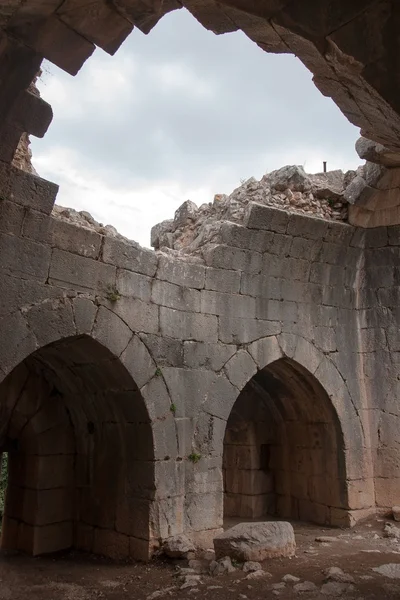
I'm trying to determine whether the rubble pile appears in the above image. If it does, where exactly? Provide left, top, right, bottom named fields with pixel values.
left=151, top=165, right=360, bottom=256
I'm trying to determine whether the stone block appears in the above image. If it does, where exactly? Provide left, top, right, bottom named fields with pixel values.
left=49, top=248, right=116, bottom=291
left=111, top=297, right=159, bottom=334
left=102, top=237, right=157, bottom=276
left=185, top=492, right=223, bottom=532
left=73, top=296, right=97, bottom=334
left=183, top=341, right=236, bottom=371
left=152, top=279, right=201, bottom=312
left=220, top=222, right=274, bottom=252
left=22, top=211, right=102, bottom=258
left=0, top=232, right=51, bottom=281
left=218, top=315, right=281, bottom=344
left=213, top=521, right=295, bottom=561
left=0, top=199, right=24, bottom=235
left=289, top=237, right=322, bottom=260
left=244, top=202, right=289, bottom=233
left=26, top=299, right=76, bottom=348
left=160, top=307, right=218, bottom=343
left=224, top=350, right=257, bottom=390
left=31, top=522, right=73, bottom=556
left=120, top=334, right=156, bottom=389
left=203, top=244, right=262, bottom=273
left=130, top=536, right=152, bottom=561
left=248, top=336, right=282, bottom=369
left=200, top=290, right=256, bottom=318
left=205, top=267, right=241, bottom=293
left=22, top=488, right=73, bottom=526
left=269, top=233, right=292, bottom=256
left=138, top=333, right=183, bottom=367
left=157, top=255, right=205, bottom=288
left=0, top=165, right=58, bottom=214
left=92, top=306, right=133, bottom=357
left=256, top=299, right=298, bottom=322
left=313, top=326, right=337, bottom=352
left=140, top=373, right=171, bottom=420
left=287, top=213, right=329, bottom=239
left=161, top=367, right=222, bottom=418
left=116, top=494, right=152, bottom=539
left=93, top=528, right=129, bottom=560
left=0, top=311, right=37, bottom=376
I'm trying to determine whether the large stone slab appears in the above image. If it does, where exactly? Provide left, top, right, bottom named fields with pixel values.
left=213, top=522, right=295, bottom=561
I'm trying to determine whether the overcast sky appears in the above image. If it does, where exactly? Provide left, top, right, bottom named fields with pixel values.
left=32, top=7, right=360, bottom=248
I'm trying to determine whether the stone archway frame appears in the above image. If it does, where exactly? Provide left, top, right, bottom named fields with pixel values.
left=194, top=332, right=375, bottom=534
left=0, top=294, right=182, bottom=557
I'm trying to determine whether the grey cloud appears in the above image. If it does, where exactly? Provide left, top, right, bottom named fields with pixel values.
left=33, top=8, right=359, bottom=190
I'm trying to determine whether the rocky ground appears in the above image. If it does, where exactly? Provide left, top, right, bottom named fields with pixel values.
left=2, top=518, right=400, bottom=600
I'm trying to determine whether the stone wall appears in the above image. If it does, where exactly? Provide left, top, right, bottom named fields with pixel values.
left=0, top=163, right=399, bottom=559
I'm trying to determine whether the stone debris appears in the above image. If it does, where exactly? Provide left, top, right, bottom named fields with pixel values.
left=372, top=563, right=400, bottom=579
left=324, top=567, right=355, bottom=584
left=163, top=535, right=196, bottom=559
left=271, top=582, right=286, bottom=590
left=316, top=536, right=339, bottom=543
left=383, top=522, right=400, bottom=539
left=151, top=165, right=355, bottom=256
left=393, top=506, right=400, bottom=521
left=188, top=559, right=210, bottom=574
left=282, top=574, right=301, bottom=583
left=213, top=521, right=296, bottom=562
left=293, top=581, right=318, bottom=593
left=52, top=204, right=131, bottom=242
left=242, top=561, right=262, bottom=573
left=320, top=581, right=355, bottom=596
left=245, top=570, right=271, bottom=580
left=147, top=588, right=176, bottom=600
left=179, top=575, right=202, bottom=589
left=209, top=556, right=236, bottom=576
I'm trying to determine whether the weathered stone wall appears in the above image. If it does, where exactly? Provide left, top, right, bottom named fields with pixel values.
left=0, top=164, right=399, bottom=559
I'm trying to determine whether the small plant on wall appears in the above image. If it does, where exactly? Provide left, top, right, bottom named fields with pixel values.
left=105, top=285, right=121, bottom=302
left=188, top=452, right=201, bottom=464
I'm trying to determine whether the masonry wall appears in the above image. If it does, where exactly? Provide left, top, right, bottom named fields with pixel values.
left=0, top=164, right=397, bottom=558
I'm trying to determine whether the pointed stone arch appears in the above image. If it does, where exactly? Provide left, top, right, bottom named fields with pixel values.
left=0, top=298, right=179, bottom=559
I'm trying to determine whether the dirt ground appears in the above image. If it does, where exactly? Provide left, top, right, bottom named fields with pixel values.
left=2, top=519, right=400, bottom=600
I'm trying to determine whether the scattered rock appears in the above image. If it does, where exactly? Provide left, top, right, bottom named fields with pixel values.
left=271, top=582, right=286, bottom=590
left=163, top=535, right=195, bottom=559
left=293, top=581, right=318, bottom=593
left=213, top=521, right=296, bottom=562
left=383, top=523, right=400, bottom=539
left=245, top=570, right=271, bottom=580
left=179, top=575, right=201, bottom=589
left=209, top=556, right=236, bottom=576
left=324, top=567, right=355, bottom=584
left=316, top=536, right=338, bottom=543
left=393, top=506, right=400, bottom=522
left=188, top=559, right=210, bottom=574
left=321, top=581, right=355, bottom=596
left=282, top=574, right=301, bottom=583
left=242, top=562, right=262, bottom=573
left=373, top=564, right=400, bottom=579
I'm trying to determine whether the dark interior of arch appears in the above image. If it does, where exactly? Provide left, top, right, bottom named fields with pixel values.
left=0, top=335, right=154, bottom=560
left=223, top=358, right=348, bottom=526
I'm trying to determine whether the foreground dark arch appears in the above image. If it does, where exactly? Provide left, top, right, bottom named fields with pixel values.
left=0, top=335, right=154, bottom=560
left=223, top=357, right=348, bottom=526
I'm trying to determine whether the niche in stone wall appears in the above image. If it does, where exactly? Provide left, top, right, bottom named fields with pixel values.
left=223, top=358, right=348, bottom=526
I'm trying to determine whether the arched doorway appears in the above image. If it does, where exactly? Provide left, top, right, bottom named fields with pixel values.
left=223, top=358, right=347, bottom=526
left=0, top=335, right=154, bottom=559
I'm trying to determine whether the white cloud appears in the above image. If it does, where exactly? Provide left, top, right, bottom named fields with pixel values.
left=32, top=8, right=360, bottom=248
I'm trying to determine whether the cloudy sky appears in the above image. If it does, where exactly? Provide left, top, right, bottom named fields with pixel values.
left=32, top=7, right=360, bottom=248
